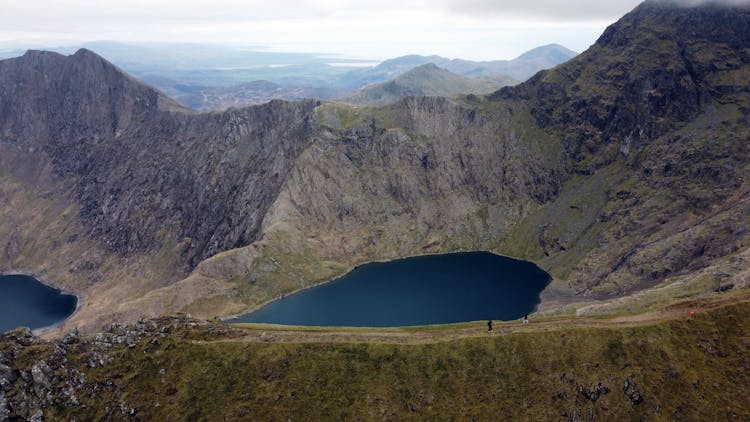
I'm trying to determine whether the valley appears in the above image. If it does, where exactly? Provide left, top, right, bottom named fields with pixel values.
left=0, top=1, right=748, bottom=336
left=0, top=0, right=749, bottom=418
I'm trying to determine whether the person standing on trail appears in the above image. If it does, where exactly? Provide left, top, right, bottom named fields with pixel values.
left=487, top=320, right=493, bottom=332
left=523, top=315, right=529, bottom=324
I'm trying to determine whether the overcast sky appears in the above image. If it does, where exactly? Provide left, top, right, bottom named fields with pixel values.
left=0, top=0, right=651, bottom=60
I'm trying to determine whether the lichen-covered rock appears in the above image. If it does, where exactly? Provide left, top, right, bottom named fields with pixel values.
left=0, top=363, right=15, bottom=392
left=30, top=361, right=52, bottom=397
left=29, top=409, right=43, bottom=422
left=61, top=328, right=79, bottom=345
left=0, top=392, right=10, bottom=420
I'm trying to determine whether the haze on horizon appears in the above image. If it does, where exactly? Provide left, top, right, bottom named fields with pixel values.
left=0, top=0, right=658, bottom=61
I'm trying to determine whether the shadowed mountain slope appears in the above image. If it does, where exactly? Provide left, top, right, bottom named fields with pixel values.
left=1, top=49, right=319, bottom=266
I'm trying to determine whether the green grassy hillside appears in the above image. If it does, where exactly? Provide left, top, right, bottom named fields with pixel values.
left=2, top=292, right=749, bottom=420
left=343, top=63, right=515, bottom=105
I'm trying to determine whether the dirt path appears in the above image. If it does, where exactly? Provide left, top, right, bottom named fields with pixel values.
left=208, top=290, right=750, bottom=345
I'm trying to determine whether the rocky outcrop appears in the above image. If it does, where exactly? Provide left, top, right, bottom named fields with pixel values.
left=260, top=96, right=563, bottom=262
left=0, top=316, right=239, bottom=420
left=495, top=0, right=750, bottom=171
left=485, top=0, right=750, bottom=295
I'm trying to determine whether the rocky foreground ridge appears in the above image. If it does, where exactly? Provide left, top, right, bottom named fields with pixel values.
left=0, top=315, right=239, bottom=420
left=1, top=298, right=750, bottom=420
left=0, top=0, right=749, bottom=331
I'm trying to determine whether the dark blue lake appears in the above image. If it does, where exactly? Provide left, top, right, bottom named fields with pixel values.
left=229, top=252, right=551, bottom=327
left=0, top=274, right=78, bottom=332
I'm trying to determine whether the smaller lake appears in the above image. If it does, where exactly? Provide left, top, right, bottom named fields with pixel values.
left=0, top=274, right=78, bottom=332
left=229, top=252, right=551, bottom=327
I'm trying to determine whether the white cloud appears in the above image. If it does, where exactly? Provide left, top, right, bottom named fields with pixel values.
left=7, top=0, right=744, bottom=60
left=437, top=0, right=642, bottom=21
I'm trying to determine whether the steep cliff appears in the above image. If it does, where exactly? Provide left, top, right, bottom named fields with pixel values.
left=238, top=0, right=749, bottom=302
left=492, top=0, right=750, bottom=295
left=0, top=50, right=321, bottom=328
left=1, top=49, right=320, bottom=265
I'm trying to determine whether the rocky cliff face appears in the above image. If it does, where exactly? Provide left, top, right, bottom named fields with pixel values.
left=260, top=97, right=563, bottom=262
left=498, top=0, right=750, bottom=295
left=0, top=0, right=749, bottom=330
left=497, top=0, right=750, bottom=171
left=0, top=49, right=319, bottom=266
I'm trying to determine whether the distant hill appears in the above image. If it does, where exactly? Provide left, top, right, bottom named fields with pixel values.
left=339, top=44, right=578, bottom=88
left=341, top=63, right=516, bottom=105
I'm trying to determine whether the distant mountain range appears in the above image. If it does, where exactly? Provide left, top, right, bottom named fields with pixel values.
left=340, top=44, right=578, bottom=86
left=341, top=63, right=516, bottom=106
left=171, top=44, right=576, bottom=110
left=0, top=42, right=577, bottom=110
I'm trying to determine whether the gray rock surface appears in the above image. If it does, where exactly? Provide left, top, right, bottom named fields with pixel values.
left=0, top=364, right=15, bottom=392
left=0, top=392, right=10, bottom=420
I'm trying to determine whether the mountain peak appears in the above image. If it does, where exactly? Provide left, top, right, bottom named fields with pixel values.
left=494, top=0, right=750, bottom=172
left=73, top=47, right=100, bottom=57
left=404, top=63, right=443, bottom=74
left=598, top=0, right=750, bottom=48
left=514, top=44, right=578, bottom=62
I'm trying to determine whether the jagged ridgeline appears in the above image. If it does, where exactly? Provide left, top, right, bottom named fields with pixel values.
left=0, top=0, right=749, bottom=331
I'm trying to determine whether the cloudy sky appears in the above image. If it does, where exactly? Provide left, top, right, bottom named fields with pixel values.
left=0, top=0, right=650, bottom=60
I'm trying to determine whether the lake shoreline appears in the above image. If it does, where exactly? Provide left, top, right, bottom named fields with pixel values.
left=0, top=270, right=83, bottom=334
left=223, top=249, right=557, bottom=323
left=227, top=251, right=552, bottom=327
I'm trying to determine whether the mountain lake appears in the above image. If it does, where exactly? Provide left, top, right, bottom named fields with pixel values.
left=0, top=274, right=78, bottom=332
left=228, top=251, right=551, bottom=327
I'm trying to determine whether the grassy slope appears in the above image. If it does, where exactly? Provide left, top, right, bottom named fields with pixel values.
left=25, top=294, right=750, bottom=421
left=344, top=64, right=513, bottom=106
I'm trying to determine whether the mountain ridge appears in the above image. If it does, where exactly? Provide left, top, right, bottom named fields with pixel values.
left=340, top=63, right=515, bottom=105
left=342, top=44, right=578, bottom=87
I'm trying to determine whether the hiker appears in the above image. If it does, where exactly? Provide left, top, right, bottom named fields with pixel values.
left=523, top=315, right=529, bottom=324
left=487, top=320, right=493, bottom=332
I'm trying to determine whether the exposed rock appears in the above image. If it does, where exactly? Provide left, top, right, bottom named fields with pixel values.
left=0, top=364, right=15, bottom=392
left=20, top=371, right=31, bottom=384
left=61, top=327, right=80, bottom=345
left=715, top=284, right=734, bottom=293
left=0, top=315, right=238, bottom=420
left=577, top=382, right=610, bottom=403
left=0, top=392, right=10, bottom=420
left=623, top=374, right=643, bottom=405
left=31, top=361, right=53, bottom=397
left=29, top=409, right=43, bottom=422
left=62, top=385, right=79, bottom=406
left=0, top=49, right=319, bottom=266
